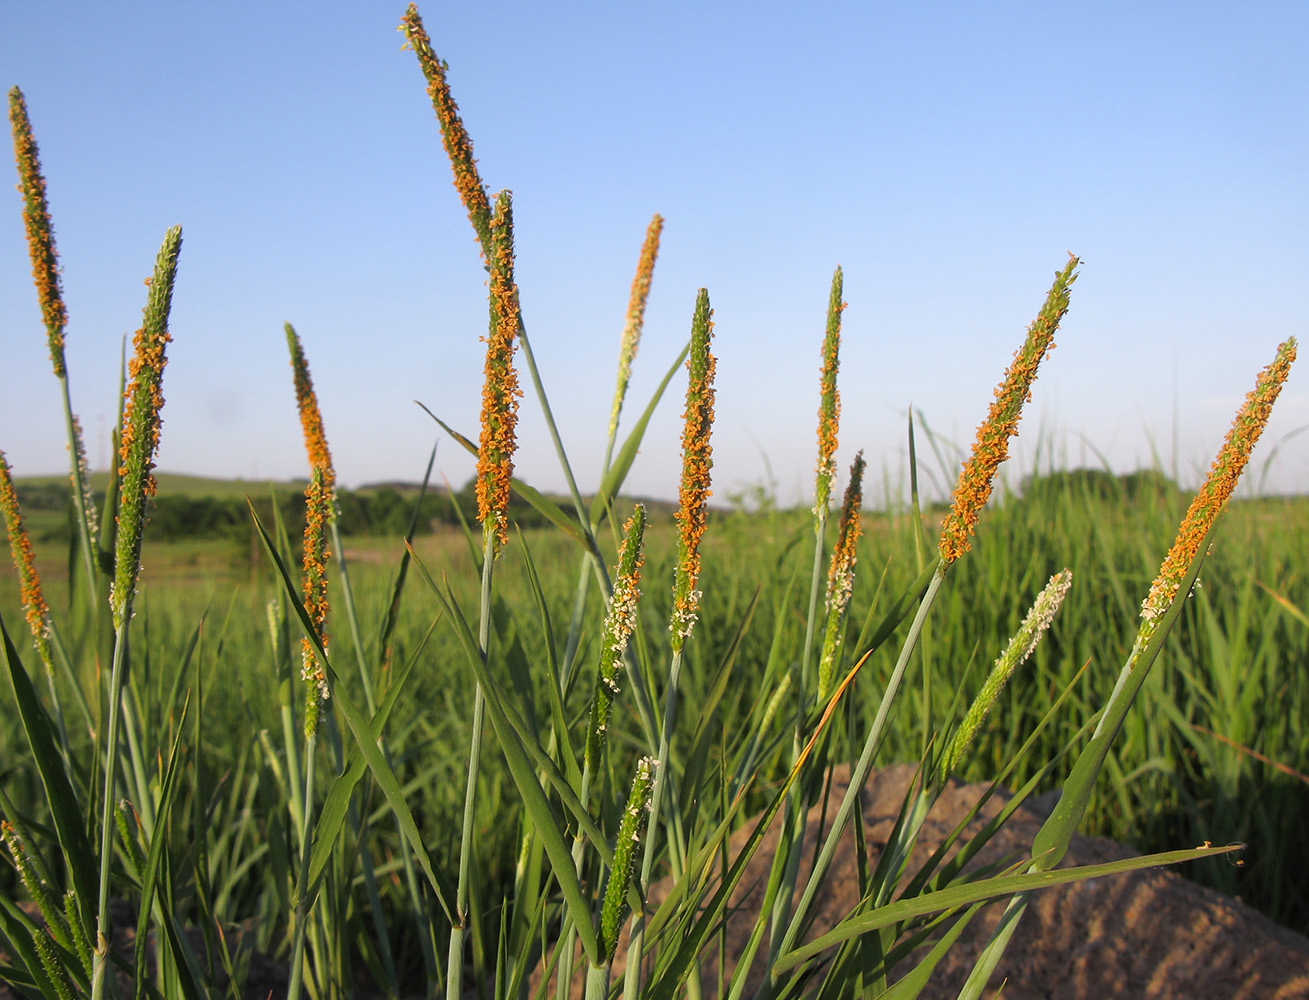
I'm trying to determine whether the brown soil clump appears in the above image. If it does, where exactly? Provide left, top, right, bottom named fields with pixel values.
left=552, top=764, right=1309, bottom=999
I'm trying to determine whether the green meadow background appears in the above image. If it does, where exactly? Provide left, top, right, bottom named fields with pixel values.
left=4, top=463, right=1306, bottom=946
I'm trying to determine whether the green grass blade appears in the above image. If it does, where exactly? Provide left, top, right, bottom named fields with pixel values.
left=133, top=694, right=192, bottom=999
left=0, top=897, right=60, bottom=999
left=247, top=501, right=458, bottom=921
left=643, top=666, right=857, bottom=1000
left=590, top=341, right=690, bottom=525
left=420, top=568, right=601, bottom=965
left=408, top=545, right=613, bottom=862
left=876, top=903, right=985, bottom=1000
left=0, top=614, right=98, bottom=919
left=307, top=650, right=420, bottom=894
left=376, top=442, right=438, bottom=663
left=772, top=842, right=1242, bottom=973
left=1032, top=527, right=1214, bottom=870
left=516, top=532, right=581, bottom=791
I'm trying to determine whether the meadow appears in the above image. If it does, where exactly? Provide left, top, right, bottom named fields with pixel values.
left=3, top=6, right=1307, bottom=999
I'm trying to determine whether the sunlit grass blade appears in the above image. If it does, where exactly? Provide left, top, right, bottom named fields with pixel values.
left=0, top=615, right=98, bottom=921
left=407, top=546, right=613, bottom=863
left=772, top=841, right=1242, bottom=975
left=247, top=501, right=457, bottom=920
left=642, top=656, right=859, bottom=1000
left=592, top=341, right=691, bottom=526
left=132, top=694, right=193, bottom=1000
left=306, top=650, right=422, bottom=900
left=423, top=571, right=601, bottom=966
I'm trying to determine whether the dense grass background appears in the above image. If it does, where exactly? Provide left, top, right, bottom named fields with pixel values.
left=3, top=464, right=1305, bottom=969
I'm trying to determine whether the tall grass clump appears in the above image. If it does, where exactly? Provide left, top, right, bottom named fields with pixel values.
left=1, top=11, right=1302, bottom=1000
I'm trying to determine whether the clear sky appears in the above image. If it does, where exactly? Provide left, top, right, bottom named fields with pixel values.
left=3, top=2, right=1307, bottom=506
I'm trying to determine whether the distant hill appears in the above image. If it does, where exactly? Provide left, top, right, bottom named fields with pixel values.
left=9, top=470, right=675, bottom=542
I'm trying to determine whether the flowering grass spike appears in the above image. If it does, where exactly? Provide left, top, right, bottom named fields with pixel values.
left=0, top=452, right=53, bottom=669
left=670, top=289, right=716, bottom=651
left=599, top=756, right=656, bottom=963
left=586, top=505, right=647, bottom=772
left=399, top=4, right=492, bottom=257
left=8, top=87, right=68, bottom=379
left=476, top=191, right=522, bottom=548
left=286, top=323, right=336, bottom=736
left=938, top=255, right=1078, bottom=564
left=817, top=451, right=864, bottom=701
left=608, top=215, right=663, bottom=443
left=940, top=569, right=1073, bottom=779
left=112, top=227, right=183, bottom=628
left=1135, top=337, right=1297, bottom=643
left=814, top=267, right=845, bottom=518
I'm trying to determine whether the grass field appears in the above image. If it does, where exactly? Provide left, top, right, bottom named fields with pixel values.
left=4, top=475, right=1306, bottom=947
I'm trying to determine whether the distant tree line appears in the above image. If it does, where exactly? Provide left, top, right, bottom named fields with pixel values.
left=1019, top=468, right=1181, bottom=504
left=14, top=478, right=566, bottom=543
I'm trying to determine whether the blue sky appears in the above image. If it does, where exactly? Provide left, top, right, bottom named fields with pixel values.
left=3, top=2, right=1307, bottom=505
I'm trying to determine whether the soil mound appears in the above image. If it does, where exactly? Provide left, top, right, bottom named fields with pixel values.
left=601, top=763, right=1309, bottom=999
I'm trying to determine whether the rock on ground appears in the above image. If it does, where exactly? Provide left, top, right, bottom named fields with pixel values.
left=557, top=763, right=1309, bottom=999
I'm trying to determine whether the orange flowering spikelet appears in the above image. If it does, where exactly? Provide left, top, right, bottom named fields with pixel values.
left=938, top=255, right=1078, bottom=564
left=1137, top=337, right=1297, bottom=637
left=0, top=452, right=53, bottom=668
left=112, top=227, right=182, bottom=628
left=586, top=504, right=648, bottom=773
left=286, top=323, right=336, bottom=734
left=817, top=450, right=864, bottom=701
left=814, top=267, right=845, bottom=518
left=399, top=4, right=493, bottom=258
left=8, top=87, right=68, bottom=380
left=670, top=289, right=716, bottom=652
left=476, top=191, right=522, bottom=548
left=608, top=215, right=664, bottom=442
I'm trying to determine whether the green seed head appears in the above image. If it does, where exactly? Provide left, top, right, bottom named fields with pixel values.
left=586, top=505, right=647, bottom=772
left=940, top=569, right=1072, bottom=781
left=598, top=756, right=656, bottom=961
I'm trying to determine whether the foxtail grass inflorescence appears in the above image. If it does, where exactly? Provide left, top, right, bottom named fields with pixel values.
left=286, top=323, right=336, bottom=737
left=111, top=227, right=183, bottom=629
left=6, top=818, right=88, bottom=994
left=813, top=267, right=845, bottom=519
left=2, top=821, right=68, bottom=958
left=69, top=416, right=98, bottom=540
left=939, top=569, right=1072, bottom=780
left=1135, top=337, right=1297, bottom=643
left=8, top=87, right=67, bottom=379
left=399, top=4, right=493, bottom=257
left=607, top=215, right=663, bottom=447
left=598, top=756, right=656, bottom=964
left=11, top=87, right=100, bottom=600
left=669, top=289, right=715, bottom=652
left=938, top=255, right=1078, bottom=565
left=816, top=451, right=864, bottom=702
left=586, top=504, right=647, bottom=773
left=0, top=451, right=53, bottom=669
left=477, top=191, right=522, bottom=549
